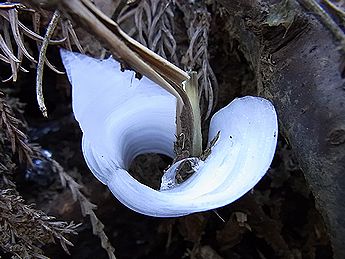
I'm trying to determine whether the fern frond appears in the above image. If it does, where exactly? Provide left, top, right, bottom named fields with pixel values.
left=49, top=158, right=117, bottom=259
left=117, top=0, right=178, bottom=64
left=0, top=91, right=33, bottom=166
left=180, top=6, right=218, bottom=119
left=0, top=188, right=79, bottom=258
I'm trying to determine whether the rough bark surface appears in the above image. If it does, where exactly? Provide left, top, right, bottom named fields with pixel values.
left=218, top=0, right=345, bottom=258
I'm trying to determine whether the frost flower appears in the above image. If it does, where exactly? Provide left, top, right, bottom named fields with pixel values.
left=60, top=49, right=278, bottom=217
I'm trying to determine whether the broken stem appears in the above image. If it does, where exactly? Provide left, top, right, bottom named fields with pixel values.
left=79, top=0, right=189, bottom=86
left=184, top=72, right=202, bottom=156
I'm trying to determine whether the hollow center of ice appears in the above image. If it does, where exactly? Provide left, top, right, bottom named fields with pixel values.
left=128, top=153, right=172, bottom=190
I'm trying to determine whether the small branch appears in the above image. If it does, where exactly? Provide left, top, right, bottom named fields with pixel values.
left=36, top=10, right=60, bottom=118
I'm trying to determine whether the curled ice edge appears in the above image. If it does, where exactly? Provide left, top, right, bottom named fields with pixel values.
left=60, top=49, right=278, bottom=217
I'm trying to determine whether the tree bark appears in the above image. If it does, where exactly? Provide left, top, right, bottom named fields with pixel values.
left=218, top=0, right=345, bottom=258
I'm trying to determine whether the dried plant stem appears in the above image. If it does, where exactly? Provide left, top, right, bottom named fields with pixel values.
left=50, top=159, right=117, bottom=259
left=32, top=12, right=65, bottom=74
left=64, top=19, right=84, bottom=53
left=323, top=0, right=345, bottom=19
left=36, top=10, right=60, bottom=118
left=62, top=0, right=184, bottom=99
left=60, top=0, right=196, bottom=154
left=0, top=9, right=64, bottom=44
left=184, top=72, right=202, bottom=156
left=0, top=32, right=20, bottom=63
left=79, top=0, right=189, bottom=88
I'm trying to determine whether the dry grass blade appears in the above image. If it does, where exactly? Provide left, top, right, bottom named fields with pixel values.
left=117, top=6, right=136, bottom=25
left=59, top=18, right=85, bottom=53
left=33, top=10, right=40, bottom=33
left=0, top=5, right=67, bottom=82
left=64, top=19, right=85, bottom=53
left=0, top=35, right=17, bottom=82
left=135, top=1, right=151, bottom=44
left=0, top=9, right=66, bottom=45
left=46, top=56, right=65, bottom=74
left=18, top=19, right=66, bottom=44
left=49, top=158, right=117, bottom=259
left=0, top=52, right=10, bottom=63
left=0, top=33, right=20, bottom=63
left=8, top=8, right=37, bottom=63
left=0, top=35, right=29, bottom=72
left=323, top=0, right=345, bottom=19
left=60, top=19, right=73, bottom=51
left=2, top=20, right=20, bottom=82
left=31, top=11, right=64, bottom=74
left=36, top=10, right=61, bottom=118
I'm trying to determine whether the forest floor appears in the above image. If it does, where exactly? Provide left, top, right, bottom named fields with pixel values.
left=0, top=1, right=340, bottom=258
left=5, top=45, right=332, bottom=259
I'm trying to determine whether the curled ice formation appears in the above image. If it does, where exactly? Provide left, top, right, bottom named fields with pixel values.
left=60, top=49, right=278, bottom=217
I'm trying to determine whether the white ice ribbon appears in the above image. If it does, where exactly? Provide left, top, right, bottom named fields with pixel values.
left=60, top=49, right=278, bottom=217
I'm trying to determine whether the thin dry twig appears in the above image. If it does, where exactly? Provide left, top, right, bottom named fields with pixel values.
left=0, top=8, right=63, bottom=44
left=36, top=9, right=61, bottom=118
left=49, top=158, right=117, bottom=259
left=31, top=12, right=66, bottom=75
left=63, top=19, right=85, bottom=53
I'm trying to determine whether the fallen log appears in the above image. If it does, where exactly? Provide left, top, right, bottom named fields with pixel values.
left=218, top=0, right=345, bottom=257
